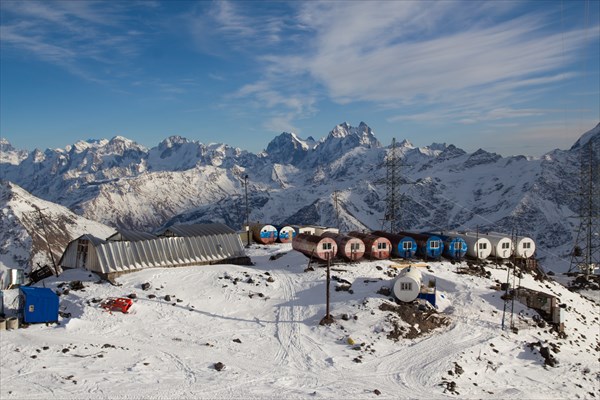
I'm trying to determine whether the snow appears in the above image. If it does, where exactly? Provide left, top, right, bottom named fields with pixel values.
left=2, top=245, right=598, bottom=399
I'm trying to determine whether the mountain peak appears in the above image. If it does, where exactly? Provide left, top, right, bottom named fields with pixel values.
left=570, top=122, right=600, bottom=150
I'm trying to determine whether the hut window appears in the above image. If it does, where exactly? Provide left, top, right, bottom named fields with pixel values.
left=502, top=242, right=510, bottom=249
left=351, top=243, right=360, bottom=251
left=430, top=241, right=440, bottom=249
left=402, top=242, right=412, bottom=250
left=453, top=242, right=461, bottom=250
left=400, top=282, right=412, bottom=291
left=523, top=242, right=531, bottom=249
left=478, top=242, right=487, bottom=250
left=322, top=242, right=332, bottom=250
left=378, top=242, right=387, bottom=249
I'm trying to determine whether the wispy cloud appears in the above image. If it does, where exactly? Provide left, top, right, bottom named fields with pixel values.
left=1, top=1, right=144, bottom=83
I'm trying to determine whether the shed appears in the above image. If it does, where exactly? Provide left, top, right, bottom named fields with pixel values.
left=393, top=267, right=422, bottom=302
left=19, top=286, right=59, bottom=324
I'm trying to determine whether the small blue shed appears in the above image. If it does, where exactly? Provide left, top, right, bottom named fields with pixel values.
left=19, top=287, right=59, bottom=324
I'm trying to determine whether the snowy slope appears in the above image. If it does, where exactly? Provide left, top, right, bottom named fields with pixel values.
left=1, top=246, right=598, bottom=399
left=0, top=181, right=114, bottom=288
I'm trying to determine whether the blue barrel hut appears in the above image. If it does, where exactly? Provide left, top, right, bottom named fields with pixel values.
left=397, top=231, right=444, bottom=259
left=372, top=231, right=418, bottom=259
left=423, top=232, right=467, bottom=260
left=19, top=287, right=59, bottom=324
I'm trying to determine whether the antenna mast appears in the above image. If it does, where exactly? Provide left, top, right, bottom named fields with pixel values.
left=381, top=138, right=402, bottom=233
left=569, top=140, right=600, bottom=275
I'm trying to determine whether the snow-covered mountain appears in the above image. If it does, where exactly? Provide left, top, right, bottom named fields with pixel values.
left=1, top=122, right=598, bottom=273
left=0, top=180, right=115, bottom=287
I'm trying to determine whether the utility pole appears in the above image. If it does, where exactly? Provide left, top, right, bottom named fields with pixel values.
left=34, top=206, right=59, bottom=276
left=244, top=175, right=250, bottom=247
left=320, top=255, right=335, bottom=325
left=333, top=191, right=340, bottom=231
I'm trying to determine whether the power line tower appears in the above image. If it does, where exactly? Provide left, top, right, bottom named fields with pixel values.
left=381, top=138, right=409, bottom=233
left=569, top=140, right=600, bottom=275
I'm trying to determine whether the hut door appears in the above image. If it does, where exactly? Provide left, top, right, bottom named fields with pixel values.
left=76, top=239, right=89, bottom=268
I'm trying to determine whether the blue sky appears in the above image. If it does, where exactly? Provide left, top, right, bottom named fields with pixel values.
left=1, top=0, right=599, bottom=156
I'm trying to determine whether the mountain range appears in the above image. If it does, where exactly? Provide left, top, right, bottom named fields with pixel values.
left=1, top=121, right=599, bottom=275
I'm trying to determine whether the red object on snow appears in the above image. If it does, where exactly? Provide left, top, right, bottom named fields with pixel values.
left=100, top=298, right=133, bottom=313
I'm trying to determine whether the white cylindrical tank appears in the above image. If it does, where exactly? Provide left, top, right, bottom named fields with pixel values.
left=451, top=232, right=492, bottom=259
left=393, top=267, right=422, bottom=302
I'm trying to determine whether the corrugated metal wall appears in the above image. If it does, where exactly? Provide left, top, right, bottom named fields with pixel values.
left=61, top=233, right=245, bottom=274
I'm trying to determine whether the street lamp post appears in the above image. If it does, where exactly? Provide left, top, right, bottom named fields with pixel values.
left=244, top=175, right=250, bottom=247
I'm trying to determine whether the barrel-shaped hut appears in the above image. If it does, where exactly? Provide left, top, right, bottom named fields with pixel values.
left=321, top=232, right=365, bottom=261
left=478, top=232, right=514, bottom=259
left=423, top=232, right=467, bottom=260
left=372, top=231, right=417, bottom=259
left=397, top=231, right=444, bottom=259
left=276, top=225, right=297, bottom=243
left=292, top=233, right=338, bottom=261
left=347, top=231, right=392, bottom=260
left=250, top=223, right=278, bottom=244
left=393, top=267, right=422, bottom=302
left=514, top=236, right=536, bottom=259
left=449, top=232, right=492, bottom=260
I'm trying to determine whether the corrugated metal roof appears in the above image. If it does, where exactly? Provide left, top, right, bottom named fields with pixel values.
left=160, top=223, right=236, bottom=238
left=107, top=229, right=158, bottom=242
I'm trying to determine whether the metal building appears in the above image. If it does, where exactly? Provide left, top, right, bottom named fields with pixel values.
left=59, top=224, right=248, bottom=277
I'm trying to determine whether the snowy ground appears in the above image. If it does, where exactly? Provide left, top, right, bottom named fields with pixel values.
left=1, top=244, right=599, bottom=399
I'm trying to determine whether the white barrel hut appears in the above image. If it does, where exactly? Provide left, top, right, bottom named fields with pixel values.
left=514, top=236, right=536, bottom=259
left=450, top=232, right=493, bottom=260
left=479, top=232, right=514, bottom=259
left=393, top=267, right=422, bottom=302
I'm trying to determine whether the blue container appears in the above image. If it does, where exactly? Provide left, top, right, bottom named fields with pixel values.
left=398, top=231, right=444, bottom=259
left=423, top=233, right=467, bottom=260
left=19, top=287, right=59, bottom=324
left=372, top=231, right=418, bottom=259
